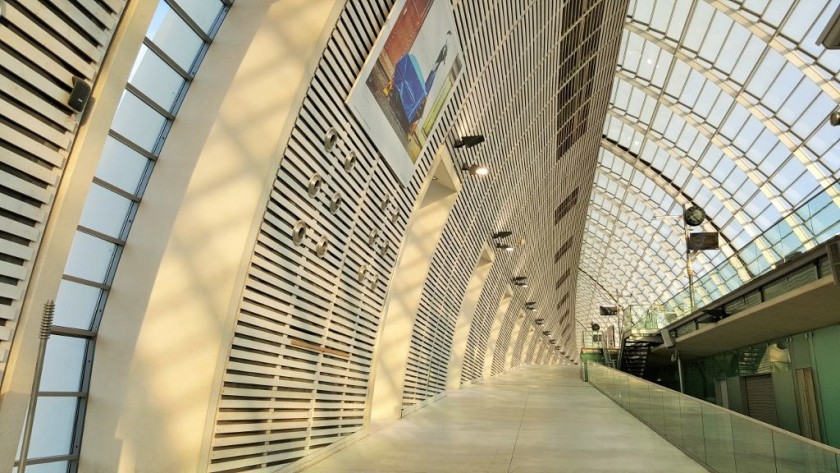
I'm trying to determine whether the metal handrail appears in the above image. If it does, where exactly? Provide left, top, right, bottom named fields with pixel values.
left=588, top=362, right=840, bottom=472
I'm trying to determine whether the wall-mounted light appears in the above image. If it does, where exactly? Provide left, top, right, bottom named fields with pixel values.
left=462, top=163, right=489, bottom=176
left=454, top=134, right=485, bottom=149
left=492, top=231, right=513, bottom=252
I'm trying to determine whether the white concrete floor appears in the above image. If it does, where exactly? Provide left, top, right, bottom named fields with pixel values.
left=301, top=365, right=708, bottom=473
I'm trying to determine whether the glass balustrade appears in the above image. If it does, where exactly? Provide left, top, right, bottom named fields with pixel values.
left=588, top=363, right=840, bottom=473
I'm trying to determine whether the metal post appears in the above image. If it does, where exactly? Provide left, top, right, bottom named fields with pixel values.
left=685, top=223, right=696, bottom=312
left=18, top=300, right=54, bottom=473
left=676, top=350, right=685, bottom=394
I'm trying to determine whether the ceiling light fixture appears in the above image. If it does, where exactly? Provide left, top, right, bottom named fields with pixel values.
left=830, top=108, right=840, bottom=127
left=462, top=163, right=489, bottom=176
left=454, top=134, right=485, bottom=149
left=495, top=243, right=515, bottom=252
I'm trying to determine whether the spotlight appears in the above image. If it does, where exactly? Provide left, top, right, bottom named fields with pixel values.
left=454, top=134, right=485, bottom=149
left=542, top=330, right=551, bottom=336
left=462, top=163, right=489, bottom=176
left=817, top=6, right=840, bottom=49
left=549, top=339, right=557, bottom=344
left=535, top=318, right=545, bottom=325
left=492, top=231, right=512, bottom=239
left=830, top=109, right=840, bottom=127
left=495, top=243, right=515, bottom=252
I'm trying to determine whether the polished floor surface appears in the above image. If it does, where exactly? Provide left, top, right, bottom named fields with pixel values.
left=301, top=365, right=707, bottom=472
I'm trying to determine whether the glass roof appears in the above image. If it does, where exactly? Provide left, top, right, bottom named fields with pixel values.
left=575, top=0, right=840, bottom=348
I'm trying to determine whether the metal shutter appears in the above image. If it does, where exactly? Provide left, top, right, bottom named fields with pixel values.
left=745, top=374, right=779, bottom=426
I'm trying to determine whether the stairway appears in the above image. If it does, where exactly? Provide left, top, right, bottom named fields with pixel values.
left=618, top=330, right=662, bottom=378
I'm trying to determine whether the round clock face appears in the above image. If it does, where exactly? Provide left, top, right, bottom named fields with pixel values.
left=684, top=205, right=706, bottom=226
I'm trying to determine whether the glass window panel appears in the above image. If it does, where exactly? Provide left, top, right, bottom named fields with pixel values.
left=730, top=36, right=765, bottom=85
left=129, top=45, right=186, bottom=111
left=715, top=26, right=750, bottom=76
left=64, top=232, right=118, bottom=283
left=793, top=93, right=835, bottom=140
left=40, top=335, right=87, bottom=392
left=79, top=184, right=133, bottom=239
left=54, top=280, right=102, bottom=329
left=147, top=2, right=204, bottom=72
left=746, top=53, right=785, bottom=98
left=96, top=136, right=150, bottom=194
left=175, top=0, right=224, bottom=33
left=698, top=13, right=730, bottom=62
left=26, top=396, right=78, bottom=458
left=111, top=91, right=167, bottom=152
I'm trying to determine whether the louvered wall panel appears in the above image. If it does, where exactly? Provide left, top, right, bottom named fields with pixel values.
left=210, top=0, right=626, bottom=469
left=403, top=0, right=627, bottom=392
left=0, top=0, right=126, bottom=381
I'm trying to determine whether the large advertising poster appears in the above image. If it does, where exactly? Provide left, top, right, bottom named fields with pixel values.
left=346, top=0, right=464, bottom=185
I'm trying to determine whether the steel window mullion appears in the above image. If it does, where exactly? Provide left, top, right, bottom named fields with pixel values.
left=163, top=0, right=212, bottom=43
left=62, top=275, right=110, bottom=291
left=108, top=129, right=158, bottom=161
left=124, top=83, right=176, bottom=120
left=37, top=391, right=88, bottom=398
left=142, top=37, right=192, bottom=80
left=92, top=177, right=142, bottom=202
left=18, top=454, right=79, bottom=466
left=50, top=326, right=96, bottom=338
left=76, top=225, right=126, bottom=246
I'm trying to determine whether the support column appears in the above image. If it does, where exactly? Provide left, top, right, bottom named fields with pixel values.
left=446, top=246, right=494, bottom=390
left=483, top=289, right=512, bottom=378
left=368, top=148, right=461, bottom=422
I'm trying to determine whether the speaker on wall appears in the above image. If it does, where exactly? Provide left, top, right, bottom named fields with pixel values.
left=68, top=77, right=91, bottom=113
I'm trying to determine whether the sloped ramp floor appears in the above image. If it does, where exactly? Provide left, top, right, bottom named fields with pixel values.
left=301, top=365, right=707, bottom=472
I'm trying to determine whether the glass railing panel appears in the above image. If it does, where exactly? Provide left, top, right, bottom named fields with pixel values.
left=773, top=430, right=839, bottom=473
left=731, top=413, right=776, bottom=472
left=702, top=403, right=737, bottom=473
left=647, top=384, right=665, bottom=433
left=630, top=377, right=649, bottom=424
left=588, top=363, right=840, bottom=473
left=662, top=389, right=683, bottom=445
left=679, top=396, right=706, bottom=462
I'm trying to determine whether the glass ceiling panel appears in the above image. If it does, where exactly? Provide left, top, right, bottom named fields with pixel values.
left=577, top=0, right=840, bottom=347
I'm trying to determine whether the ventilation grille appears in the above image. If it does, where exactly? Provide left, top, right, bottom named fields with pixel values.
left=555, top=237, right=575, bottom=262
left=555, top=268, right=572, bottom=289
left=556, top=0, right=606, bottom=158
left=0, top=0, right=126, bottom=381
left=557, top=291, right=569, bottom=310
left=555, top=187, right=580, bottom=224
